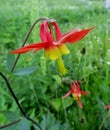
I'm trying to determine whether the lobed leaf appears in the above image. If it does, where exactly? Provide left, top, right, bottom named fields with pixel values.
left=13, top=66, right=37, bottom=76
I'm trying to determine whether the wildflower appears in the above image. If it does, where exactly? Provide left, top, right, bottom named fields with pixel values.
left=105, top=105, right=110, bottom=109
left=11, top=20, right=93, bottom=75
left=62, top=81, right=89, bottom=108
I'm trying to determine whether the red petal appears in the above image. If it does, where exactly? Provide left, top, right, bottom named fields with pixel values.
left=10, top=43, right=46, bottom=54
left=40, top=22, right=48, bottom=42
left=74, top=80, right=80, bottom=86
left=22, top=43, right=46, bottom=49
left=40, top=21, right=54, bottom=42
left=10, top=48, right=36, bottom=54
left=70, top=83, right=76, bottom=92
left=105, top=105, right=110, bottom=109
left=81, top=91, right=89, bottom=95
left=77, top=96, right=83, bottom=108
left=62, top=90, right=72, bottom=99
left=74, top=81, right=81, bottom=92
left=52, top=21, right=62, bottom=40
left=70, top=81, right=81, bottom=93
left=57, top=27, right=94, bottom=45
left=62, top=28, right=80, bottom=38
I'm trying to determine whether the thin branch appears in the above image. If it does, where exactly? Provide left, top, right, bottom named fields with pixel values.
left=0, top=119, right=21, bottom=129
left=0, top=72, right=43, bottom=130
left=0, top=72, right=26, bottom=116
left=26, top=116, right=43, bottom=129
left=10, top=17, right=49, bottom=72
left=99, top=110, right=110, bottom=130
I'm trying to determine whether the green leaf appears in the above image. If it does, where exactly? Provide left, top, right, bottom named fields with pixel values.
left=1, top=38, right=14, bottom=44
left=40, top=56, right=46, bottom=76
left=17, top=118, right=30, bottom=130
left=6, top=54, right=15, bottom=71
left=1, top=124, right=18, bottom=130
left=52, top=75, right=61, bottom=84
left=37, top=112, right=60, bottom=130
left=51, top=98, right=62, bottom=111
left=13, top=66, right=37, bottom=76
left=1, top=110, right=19, bottom=122
left=62, top=97, right=73, bottom=109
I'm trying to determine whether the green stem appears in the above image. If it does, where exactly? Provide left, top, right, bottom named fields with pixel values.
left=0, top=119, right=21, bottom=129
left=99, top=110, right=110, bottom=130
left=10, top=17, right=49, bottom=72
left=0, top=72, right=44, bottom=130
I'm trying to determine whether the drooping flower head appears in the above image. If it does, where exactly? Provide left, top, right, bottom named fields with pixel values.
left=62, top=81, right=89, bottom=108
left=11, top=20, right=93, bottom=75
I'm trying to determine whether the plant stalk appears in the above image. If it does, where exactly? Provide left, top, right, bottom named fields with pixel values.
left=10, top=17, right=49, bottom=72
left=0, top=72, right=43, bottom=130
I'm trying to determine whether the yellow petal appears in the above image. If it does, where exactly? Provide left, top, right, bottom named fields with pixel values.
left=57, top=57, right=67, bottom=75
left=45, top=46, right=61, bottom=60
left=58, top=44, right=70, bottom=55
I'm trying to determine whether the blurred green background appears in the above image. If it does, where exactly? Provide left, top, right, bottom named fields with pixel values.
left=0, top=0, right=110, bottom=130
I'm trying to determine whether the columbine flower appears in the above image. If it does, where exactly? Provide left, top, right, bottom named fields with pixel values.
left=62, top=81, right=89, bottom=108
left=105, top=105, right=110, bottom=109
left=11, top=20, right=93, bottom=75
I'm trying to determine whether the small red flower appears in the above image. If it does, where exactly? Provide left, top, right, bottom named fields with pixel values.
left=105, top=105, right=110, bottom=109
left=62, top=81, right=89, bottom=108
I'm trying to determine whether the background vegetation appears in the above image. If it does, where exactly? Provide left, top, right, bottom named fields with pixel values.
left=0, top=0, right=110, bottom=130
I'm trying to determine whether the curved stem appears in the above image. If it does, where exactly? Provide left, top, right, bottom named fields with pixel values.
left=0, top=72, right=43, bottom=130
left=0, top=119, right=21, bottom=129
left=0, top=72, right=26, bottom=116
left=99, top=110, right=110, bottom=130
left=10, top=17, right=49, bottom=72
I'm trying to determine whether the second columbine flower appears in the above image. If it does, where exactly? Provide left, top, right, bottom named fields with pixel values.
left=62, top=81, right=89, bottom=108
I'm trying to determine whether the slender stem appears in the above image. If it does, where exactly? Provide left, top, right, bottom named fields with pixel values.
left=0, top=72, right=26, bottom=116
left=0, top=119, right=21, bottom=129
left=10, top=17, right=49, bottom=72
left=0, top=72, right=43, bottom=130
left=26, top=116, right=43, bottom=130
left=99, top=110, right=110, bottom=130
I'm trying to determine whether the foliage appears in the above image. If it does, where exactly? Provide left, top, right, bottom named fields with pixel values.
left=0, top=0, right=110, bottom=130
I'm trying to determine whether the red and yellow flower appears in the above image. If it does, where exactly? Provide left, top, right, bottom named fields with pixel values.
left=11, top=20, right=93, bottom=75
left=62, top=81, right=89, bottom=108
